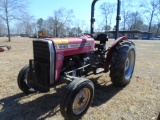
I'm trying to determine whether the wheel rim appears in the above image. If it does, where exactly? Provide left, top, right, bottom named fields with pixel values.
left=125, top=50, right=135, bottom=79
left=72, top=88, right=91, bottom=115
left=24, top=73, right=35, bottom=92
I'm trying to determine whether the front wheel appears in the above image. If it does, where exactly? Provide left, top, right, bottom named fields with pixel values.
left=60, top=78, right=94, bottom=120
left=110, top=41, right=136, bottom=86
left=17, top=65, right=35, bottom=94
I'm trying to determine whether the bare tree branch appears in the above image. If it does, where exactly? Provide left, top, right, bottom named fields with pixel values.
left=0, top=0, right=28, bottom=41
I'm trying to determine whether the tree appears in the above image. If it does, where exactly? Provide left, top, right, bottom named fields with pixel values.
left=155, top=14, right=160, bottom=36
left=0, top=0, right=28, bottom=41
left=131, top=19, right=144, bottom=30
left=43, top=17, right=54, bottom=36
left=144, top=0, right=159, bottom=37
left=0, top=21, right=6, bottom=36
left=65, top=27, right=82, bottom=37
left=126, top=12, right=142, bottom=30
left=157, top=0, right=160, bottom=15
left=15, top=14, right=37, bottom=36
left=80, top=20, right=86, bottom=33
left=52, top=8, right=74, bottom=37
left=156, top=23, right=160, bottom=36
left=37, top=18, right=43, bottom=30
left=100, top=2, right=115, bottom=31
left=74, top=19, right=86, bottom=36
left=38, top=8, right=74, bottom=37
left=130, top=1, right=144, bottom=30
left=121, top=0, right=133, bottom=30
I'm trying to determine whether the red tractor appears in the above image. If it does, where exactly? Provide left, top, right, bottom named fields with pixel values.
left=17, top=0, right=136, bottom=119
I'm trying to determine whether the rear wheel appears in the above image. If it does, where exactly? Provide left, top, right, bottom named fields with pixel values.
left=110, top=41, right=136, bottom=86
left=60, top=78, right=94, bottom=120
left=17, top=65, right=35, bottom=94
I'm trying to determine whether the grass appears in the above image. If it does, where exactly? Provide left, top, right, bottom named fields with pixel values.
left=0, top=37, right=159, bottom=120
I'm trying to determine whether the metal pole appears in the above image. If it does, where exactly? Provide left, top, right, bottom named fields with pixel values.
left=90, top=0, right=98, bottom=34
left=115, top=0, right=121, bottom=40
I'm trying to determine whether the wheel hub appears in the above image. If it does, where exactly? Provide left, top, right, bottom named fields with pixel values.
left=125, top=57, right=129, bottom=71
left=78, top=95, right=85, bottom=105
left=72, top=88, right=90, bottom=115
left=125, top=51, right=135, bottom=79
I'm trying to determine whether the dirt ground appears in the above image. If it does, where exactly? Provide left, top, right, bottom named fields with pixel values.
left=0, top=37, right=159, bottom=120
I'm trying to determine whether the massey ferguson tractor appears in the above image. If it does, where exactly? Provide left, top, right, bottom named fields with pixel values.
left=17, top=0, right=136, bottom=119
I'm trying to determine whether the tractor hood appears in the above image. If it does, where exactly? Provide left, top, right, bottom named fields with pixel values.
left=34, top=36, right=95, bottom=81
left=43, top=36, right=95, bottom=56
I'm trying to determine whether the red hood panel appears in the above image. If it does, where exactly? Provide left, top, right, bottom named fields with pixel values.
left=47, top=37, right=95, bottom=56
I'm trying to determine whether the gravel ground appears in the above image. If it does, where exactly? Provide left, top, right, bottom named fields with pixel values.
left=0, top=37, right=160, bottom=120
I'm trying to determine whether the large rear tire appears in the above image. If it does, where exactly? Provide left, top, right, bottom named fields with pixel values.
left=60, top=78, right=94, bottom=120
left=17, top=65, right=35, bottom=94
left=110, top=41, right=136, bottom=86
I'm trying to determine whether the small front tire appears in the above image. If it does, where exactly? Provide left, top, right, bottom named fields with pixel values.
left=60, top=78, right=94, bottom=120
left=17, top=65, right=35, bottom=94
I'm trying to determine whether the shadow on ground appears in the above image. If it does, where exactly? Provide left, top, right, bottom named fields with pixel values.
left=0, top=77, right=124, bottom=120
left=0, top=83, right=66, bottom=120
left=90, top=77, right=123, bottom=107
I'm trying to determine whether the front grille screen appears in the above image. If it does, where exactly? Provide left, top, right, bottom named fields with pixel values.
left=31, top=40, right=51, bottom=92
left=33, top=41, right=50, bottom=63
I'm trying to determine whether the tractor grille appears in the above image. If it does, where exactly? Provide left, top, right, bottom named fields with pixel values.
left=33, top=41, right=50, bottom=63
left=32, top=40, right=55, bottom=85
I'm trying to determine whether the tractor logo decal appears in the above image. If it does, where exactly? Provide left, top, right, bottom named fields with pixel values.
left=58, top=53, right=63, bottom=60
left=57, top=42, right=92, bottom=49
left=54, top=39, right=69, bottom=44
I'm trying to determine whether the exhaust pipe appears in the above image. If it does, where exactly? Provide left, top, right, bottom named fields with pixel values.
left=90, top=0, right=98, bottom=35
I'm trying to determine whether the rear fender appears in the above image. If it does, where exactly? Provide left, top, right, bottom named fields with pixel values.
left=105, top=36, right=128, bottom=69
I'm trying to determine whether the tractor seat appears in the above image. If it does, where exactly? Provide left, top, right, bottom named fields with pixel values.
left=93, top=33, right=108, bottom=50
left=93, top=33, right=108, bottom=43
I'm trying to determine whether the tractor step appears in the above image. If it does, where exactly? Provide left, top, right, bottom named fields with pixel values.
left=96, top=68, right=104, bottom=74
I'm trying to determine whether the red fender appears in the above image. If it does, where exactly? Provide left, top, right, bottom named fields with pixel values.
left=105, top=36, right=128, bottom=69
left=0, top=48, right=4, bottom=52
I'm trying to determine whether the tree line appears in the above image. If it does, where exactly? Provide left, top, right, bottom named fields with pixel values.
left=0, top=0, right=160, bottom=41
